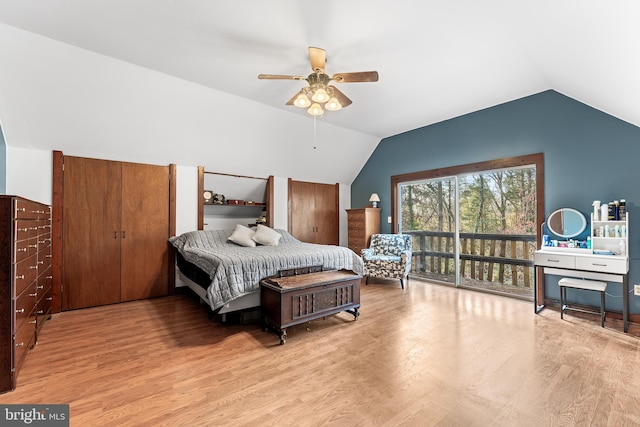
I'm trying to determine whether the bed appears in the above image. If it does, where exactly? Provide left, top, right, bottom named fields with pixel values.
left=169, top=228, right=364, bottom=316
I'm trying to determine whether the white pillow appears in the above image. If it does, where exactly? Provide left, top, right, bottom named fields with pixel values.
left=252, top=224, right=281, bottom=246
left=228, top=224, right=256, bottom=247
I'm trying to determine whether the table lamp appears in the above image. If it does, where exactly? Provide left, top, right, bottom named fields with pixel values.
left=369, top=193, right=380, bottom=208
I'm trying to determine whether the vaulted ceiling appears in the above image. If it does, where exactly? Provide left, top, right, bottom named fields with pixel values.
left=1, top=0, right=638, bottom=140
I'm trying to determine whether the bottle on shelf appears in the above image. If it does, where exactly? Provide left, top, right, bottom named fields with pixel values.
left=601, top=204, right=609, bottom=222
left=608, top=201, right=615, bottom=220
left=618, top=240, right=626, bottom=256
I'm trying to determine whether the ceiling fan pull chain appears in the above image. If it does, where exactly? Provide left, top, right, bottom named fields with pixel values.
left=313, top=115, right=317, bottom=150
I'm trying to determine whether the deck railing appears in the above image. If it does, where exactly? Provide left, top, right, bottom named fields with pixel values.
left=405, top=230, right=537, bottom=288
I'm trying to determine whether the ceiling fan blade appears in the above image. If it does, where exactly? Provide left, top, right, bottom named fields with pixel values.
left=329, top=85, right=352, bottom=107
left=258, top=74, right=306, bottom=80
left=309, top=47, right=326, bottom=73
left=332, top=71, right=379, bottom=83
left=285, top=92, right=298, bottom=105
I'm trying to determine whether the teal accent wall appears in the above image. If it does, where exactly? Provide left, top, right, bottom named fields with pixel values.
left=352, top=90, right=640, bottom=314
left=0, top=124, right=5, bottom=194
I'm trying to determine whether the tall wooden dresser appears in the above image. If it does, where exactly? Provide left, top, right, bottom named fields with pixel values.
left=346, top=207, right=381, bottom=254
left=0, top=196, right=52, bottom=393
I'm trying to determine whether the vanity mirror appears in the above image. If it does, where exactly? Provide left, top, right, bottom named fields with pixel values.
left=547, top=208, right=587, bottom=238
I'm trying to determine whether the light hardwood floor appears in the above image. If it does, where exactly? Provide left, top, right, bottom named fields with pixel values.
left=2, top=279, right=640, bottom=426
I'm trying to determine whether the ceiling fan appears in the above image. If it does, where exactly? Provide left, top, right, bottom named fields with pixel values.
left=258, top=47, right=379, bottom=116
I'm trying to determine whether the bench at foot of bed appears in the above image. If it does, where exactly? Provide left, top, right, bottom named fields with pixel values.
left=260, top=269, right=361, bottom=345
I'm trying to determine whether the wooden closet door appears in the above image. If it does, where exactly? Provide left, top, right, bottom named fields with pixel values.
left=120, top=163, right=169, bottom=301
left=314, top=183, right=339, bottom=245
left=63, top=157, right=122, bottom=310
left=289, top=180, right=317, bottom=243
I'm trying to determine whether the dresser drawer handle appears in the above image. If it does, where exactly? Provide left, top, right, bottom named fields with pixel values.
left=16, top=308, right=25, bottom=314
left=29, top=320, right=36, bottom=324
left=29, top=244, right=37, bottom=248
left=30, top=265, right=38, bottom=270
left=17, top=248, right=27, bottom=252
left=16, top=274, right=25, bottom=280
left=37, top=261, right=44, bottom=265
left=46, top=255, right=52, bottom=258
left=17, top=207, right=26, bottom=212
left=546, top=259, right=560, bottom=263
left=592, top=263, right=607, bottom=267
left=46, top=297, right=53, bottom=301
left=18, top=227, right=28, bottom=232
left=37, top=310, right=44, bottom=314
left=46, top=276, right=53, bottom=279
left=29, top=293, right=37, bottom=297
left=15, top=342, right=24, bottom=347
left=37, top=285, right=44, bottom=290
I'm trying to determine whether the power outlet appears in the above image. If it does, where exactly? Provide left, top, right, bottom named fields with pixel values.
left=387, top=216, right=392, bottom=224
left=635, top=285, right=640, bottom=296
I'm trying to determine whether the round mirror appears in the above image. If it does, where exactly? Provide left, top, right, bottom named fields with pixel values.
left=547, top=208, right=587, bottom=238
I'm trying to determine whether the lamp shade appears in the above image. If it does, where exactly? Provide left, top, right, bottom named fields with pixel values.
left=307, top=103, right=324, bottom=116
left=294, top=92, right=311, bottom=108
left=325, top=97, right=342, bottom=111
left=311, top=88, right=329, bottom=103
left=369, top=193, right=380, bottom=202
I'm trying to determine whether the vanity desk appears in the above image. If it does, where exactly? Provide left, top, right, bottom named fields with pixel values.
left=535, top=206, right=630, bottom=332
left=534, top=248, right=629, bottom=332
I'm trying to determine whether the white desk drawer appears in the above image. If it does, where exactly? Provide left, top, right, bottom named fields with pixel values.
left=534, top=252, right=575, bottom=269
left=575, top=256, right=627, bottom=274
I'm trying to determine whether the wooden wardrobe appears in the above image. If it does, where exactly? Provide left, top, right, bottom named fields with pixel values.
left=59, top=154, right=173, bottom=310
left=288, top=179, right=339, bottom=245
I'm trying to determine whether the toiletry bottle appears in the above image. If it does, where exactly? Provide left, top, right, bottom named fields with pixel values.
left=621, top=225, right=626, bottom=238
left=614, top=200, right=620, bottom=220
left=601, top=204, right=609, bottom=222
left=615, top=225, right=621, bottom=237
left=586, top=236, right=591, bottom=249
left=605, top=225, right=610, bottom=237
left=619, top=199, right=626, bottom=221
left=608, top=202, right=615, bottom=220
left=593, top=200, right=601, bottom=221
left=618, top=240, right=626, bottom=256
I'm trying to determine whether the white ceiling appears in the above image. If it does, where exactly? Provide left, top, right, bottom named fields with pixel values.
left=0, top=0, right=639, bottom=139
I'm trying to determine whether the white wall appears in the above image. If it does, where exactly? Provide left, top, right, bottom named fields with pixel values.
left=6, top=147, right=52, bottom=204
left=175, top=165, right=198, bottom=235
left=272, top=176, right=288, bottom=230
left=339, top=184, right=352, bottom=246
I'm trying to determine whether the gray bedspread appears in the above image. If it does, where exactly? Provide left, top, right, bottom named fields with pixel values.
left=169, top=229, right=364, bottom=310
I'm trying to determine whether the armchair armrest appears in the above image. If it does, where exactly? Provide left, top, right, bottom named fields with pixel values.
left=361, top=248, right=374, bottom=258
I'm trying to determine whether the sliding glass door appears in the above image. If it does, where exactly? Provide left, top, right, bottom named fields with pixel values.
left=400, top=177, right=458, bottom=284
left=396, top=157, right=540, bottom=299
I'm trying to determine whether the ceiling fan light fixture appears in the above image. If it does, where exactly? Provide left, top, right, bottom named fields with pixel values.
left=308, top=103, right=324, bottom=116
left=325, top=97, right=342, bottom=111
left=259, top=47, right=378, bottom=116
left=311, top=87, right=329, bottom=103
left=293, top=91, right=311, bottom=108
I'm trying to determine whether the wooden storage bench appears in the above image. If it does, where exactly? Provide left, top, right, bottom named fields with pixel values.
left=559, top=277, right=607, bottom=327
left=260, top=269, right=361, bottom=344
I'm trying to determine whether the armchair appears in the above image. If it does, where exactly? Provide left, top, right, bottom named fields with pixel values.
left=361, top=234, right=413, bottom=289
